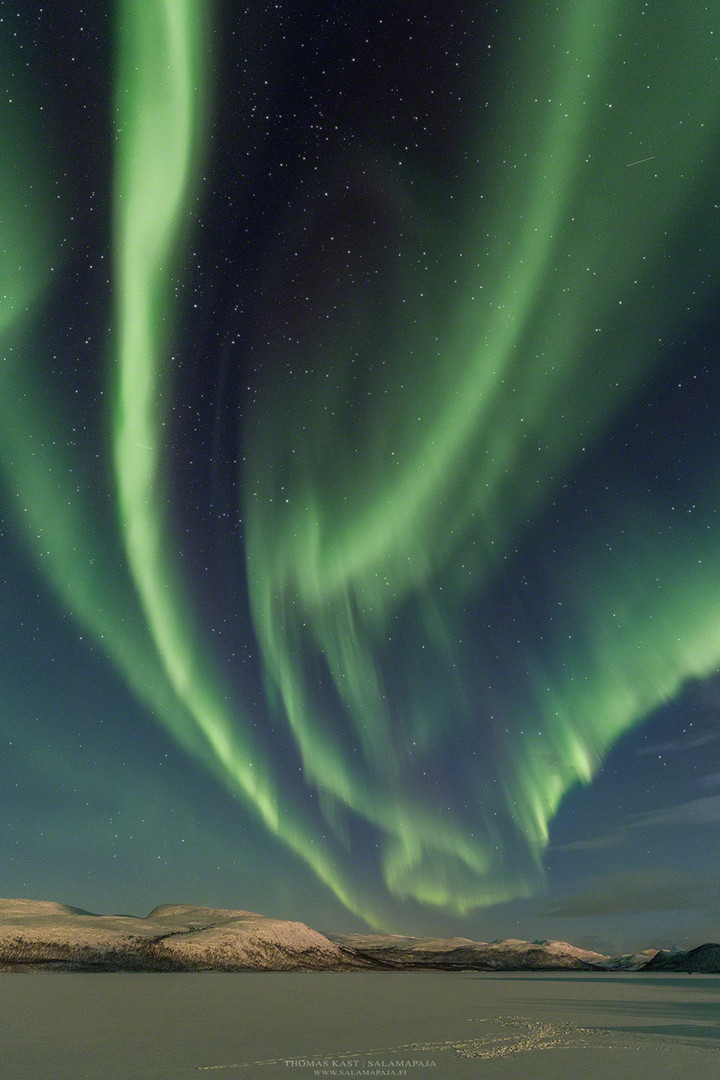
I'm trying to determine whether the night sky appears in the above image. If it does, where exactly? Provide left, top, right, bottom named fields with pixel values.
left=1, top=0, right=720, bottom=954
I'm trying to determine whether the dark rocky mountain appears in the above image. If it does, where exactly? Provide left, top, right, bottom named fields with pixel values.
left=643, top=943, right=720, bottom=973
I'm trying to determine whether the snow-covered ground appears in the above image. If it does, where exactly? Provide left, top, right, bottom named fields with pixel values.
left=1, top=970, right=718, bottom=1080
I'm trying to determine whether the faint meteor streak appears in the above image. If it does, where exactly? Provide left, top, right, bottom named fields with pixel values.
left=626, top=155, right=655, bottom=167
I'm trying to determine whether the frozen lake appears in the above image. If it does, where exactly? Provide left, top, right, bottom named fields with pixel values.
left=2, top=971, right=719, bottom=1079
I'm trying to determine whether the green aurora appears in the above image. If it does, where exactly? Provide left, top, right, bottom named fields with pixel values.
left=1, top=0, right=720, bottom=925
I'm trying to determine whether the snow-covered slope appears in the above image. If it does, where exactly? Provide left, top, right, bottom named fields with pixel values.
left=0, top=899, right=369, bottom=971
left=601, top=948, right=660, bottom=971
left=330, top=932, right=610, bottom=970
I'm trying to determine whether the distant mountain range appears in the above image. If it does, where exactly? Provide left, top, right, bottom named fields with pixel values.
left=328, top=932, right=615, bottom=970
left=1, top=898, right=717, bottom=972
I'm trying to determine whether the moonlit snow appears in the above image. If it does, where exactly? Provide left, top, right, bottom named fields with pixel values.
left=1, top=971, right=718, bottom=1080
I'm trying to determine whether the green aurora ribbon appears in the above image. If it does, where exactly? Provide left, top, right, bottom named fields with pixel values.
left=1, top=0, right=720, bottom=924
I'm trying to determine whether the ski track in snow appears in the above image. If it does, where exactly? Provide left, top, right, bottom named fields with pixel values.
left=196, top=1014, right=712, bottom=1070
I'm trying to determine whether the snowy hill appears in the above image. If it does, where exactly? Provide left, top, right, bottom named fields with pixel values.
left=600, top=948, right=660, bottom=971
left=0, top=899, right=369, bottom=971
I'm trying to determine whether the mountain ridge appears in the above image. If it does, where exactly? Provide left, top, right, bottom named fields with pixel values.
left=643, top=942, right=720, bottom=973
left=0, top=898, right=717, bottom=972
left=0, top=898, right=368, bottom=972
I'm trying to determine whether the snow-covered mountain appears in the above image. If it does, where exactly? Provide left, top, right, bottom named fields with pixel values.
left=0, top=899, right=370, bottom=971
left=329, top=932, right=611, bottom=970
left=2, top=898, right=717, bottom=972
left=600, top=948, right=660, bottom=971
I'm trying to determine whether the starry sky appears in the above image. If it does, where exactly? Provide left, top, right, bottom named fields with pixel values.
left=1, top=0, right=720, bottom=954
